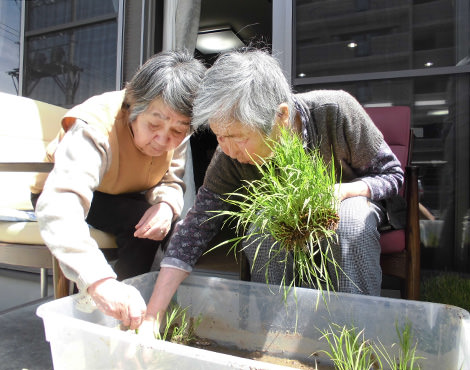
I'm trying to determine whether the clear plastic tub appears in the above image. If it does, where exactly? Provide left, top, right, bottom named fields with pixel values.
left=37, top=271, right=470, bottom=370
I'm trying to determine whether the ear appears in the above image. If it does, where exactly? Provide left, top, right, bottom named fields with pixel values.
left=276, top=103, right=290, bottom=128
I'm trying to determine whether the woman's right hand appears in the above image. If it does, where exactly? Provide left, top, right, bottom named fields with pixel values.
left=136, top=317, right=161, bottom=339
left=87, top=278, right=147, bottom=330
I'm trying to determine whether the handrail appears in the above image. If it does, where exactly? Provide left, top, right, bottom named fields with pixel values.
left=0, top=162, right=53, bottom=172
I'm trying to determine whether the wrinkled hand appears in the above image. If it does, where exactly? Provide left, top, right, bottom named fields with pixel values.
left=334, top=181, right=371, bottom=203
left=87, top=278, right=146, bottom=330
left=136, top=318, right=161, bottom=340
left=134, top=202, right=173, bottom=241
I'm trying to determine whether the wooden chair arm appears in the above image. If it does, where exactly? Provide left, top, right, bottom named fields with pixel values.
left=404, top=165, right=421, bottom=300
left=0, top=162, right=53, bottom=172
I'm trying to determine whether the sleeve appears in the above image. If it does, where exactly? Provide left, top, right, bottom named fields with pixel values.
left=355, top=141, right=404, bottom=201
left=161, top=186, right=230, bottom=272
left=333, top=92, right=404, bottom=200
left=311, top=91, right=404, bottom=201
left=145, top=140, right=187, bottom=219
left=336, top=91, right=384, bottom=170
left=36, top=121, right=116, bottom=292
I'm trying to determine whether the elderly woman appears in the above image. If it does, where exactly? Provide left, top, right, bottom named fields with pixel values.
left=34, top=50, right=205, bottom=329
left=140, top=48, right=404, bottom=334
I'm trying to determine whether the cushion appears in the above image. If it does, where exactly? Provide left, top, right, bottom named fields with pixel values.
left=0, top=220, right=117, bottom=249
left=379, top=229, right=406, bottom=254
left=0, top=92, right=66, bottom=210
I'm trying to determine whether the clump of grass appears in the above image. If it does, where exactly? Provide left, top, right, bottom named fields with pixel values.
left=211, top=126, right=342, bottom=297
left=421, top=273, right=470, bottom=312
left=374, top=321, right=423, bottom=370
left=137, top=303, right=202, bottom=345
left=319, top=321, right=423, bottom=370
left=319, top=323, right=378, bottom=370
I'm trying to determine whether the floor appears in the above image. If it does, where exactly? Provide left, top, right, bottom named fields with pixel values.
left=0, top=263, right=401, bottom=370
left=0, top=268, right=54, bottom=370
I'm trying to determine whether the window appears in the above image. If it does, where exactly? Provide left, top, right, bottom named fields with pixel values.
left=0, top=1, right=21, bottom=95
left=295, top=0, right=460, bottom=78
left=23, top=0, right=120, bottom=107
left=294, top=0, right=470, bottom=272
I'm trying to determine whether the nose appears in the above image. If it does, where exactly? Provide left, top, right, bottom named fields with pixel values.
left=153, top=129, right=170, bottom=146
left=219, top=140, right=241, bottom=160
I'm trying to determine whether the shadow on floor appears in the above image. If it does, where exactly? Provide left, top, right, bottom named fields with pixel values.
left=0, top=297, right=53, bottom=370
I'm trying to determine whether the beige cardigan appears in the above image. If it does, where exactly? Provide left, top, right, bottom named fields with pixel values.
left=35, top=90, right=187, bottom=291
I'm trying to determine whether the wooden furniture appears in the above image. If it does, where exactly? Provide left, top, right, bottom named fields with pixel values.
left=365, top=106, right=421, bottom=300
left=0, top=92, right=117, bottom=299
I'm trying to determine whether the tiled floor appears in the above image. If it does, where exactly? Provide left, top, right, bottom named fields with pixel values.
left=0, top=297, right=53, bottom=370
left=0, top=268, right=53, bottom=312
left=0, top=268, right=54, bottom=370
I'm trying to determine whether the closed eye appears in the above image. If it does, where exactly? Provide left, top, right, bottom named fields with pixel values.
left=148, top=122, right=161, bottom=130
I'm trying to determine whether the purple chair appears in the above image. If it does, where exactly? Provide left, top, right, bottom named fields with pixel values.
left=365, top=106, right=420, bottom=300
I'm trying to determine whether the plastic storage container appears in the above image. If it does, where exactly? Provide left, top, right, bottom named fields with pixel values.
left=37, top=271, right=470, bottom=370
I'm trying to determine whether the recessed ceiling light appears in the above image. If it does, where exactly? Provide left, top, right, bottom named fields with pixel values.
left=424, top=62, right=434, bottom=67
left=347, top=42, right=358, bottom=48
left=298, top=73, right=306, bottom=78
left=196, top=28, right=245, bottom=54
left=427, top=109, right=449, bottom=116
left=363, top=102, right=393, bottom=108
left=415, top=100, right=446, bottom=106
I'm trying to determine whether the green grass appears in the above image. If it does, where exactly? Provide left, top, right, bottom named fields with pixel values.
left=145, top=303, right=202, bottom=345
left=210, top=126, right=342, bottom=299
left=319, top=321, right=423, bottom=370
left=421, top=273, right=470, bottom=312
left=319, top=324, right=377, bottom=370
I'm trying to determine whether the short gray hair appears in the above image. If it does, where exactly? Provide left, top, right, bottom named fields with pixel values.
left=192, top=48, right=294, bottom=135
left=124, top=49, right=206, bottom=123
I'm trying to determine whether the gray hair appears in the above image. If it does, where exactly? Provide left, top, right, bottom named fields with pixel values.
left=192, top=48, right=295, bottom=135
left=124, top=49, right=206, bottom=123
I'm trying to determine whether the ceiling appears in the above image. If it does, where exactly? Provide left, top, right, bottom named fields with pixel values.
left=198, top=0, right=272, bottom=52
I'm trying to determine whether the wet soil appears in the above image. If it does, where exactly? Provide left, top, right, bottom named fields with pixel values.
left=191, top=337, right=331, bottom=369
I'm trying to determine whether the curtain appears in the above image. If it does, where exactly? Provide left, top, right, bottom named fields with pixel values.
left=163, top=0, right=201, bottom=52
left=162, top=0, right=202, bottom=217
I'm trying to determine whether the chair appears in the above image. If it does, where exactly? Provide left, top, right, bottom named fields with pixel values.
left=365, top=106, right=421, bottom=300
left=0, top=92, right=117, bottom=300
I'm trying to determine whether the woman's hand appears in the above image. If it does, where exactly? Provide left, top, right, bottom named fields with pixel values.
left=136, top=317, right=161, bottom=340
left=87, top=278, right=147, bottom=330
left=134, top=202, right=173, bottom=240
left=334, top=181, right=371, bottom=203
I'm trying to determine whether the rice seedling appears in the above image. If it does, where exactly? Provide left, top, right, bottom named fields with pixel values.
left=319, top=323, right=378, bottom=370
left=319, top=321, right=424, bottom=370
left=136, top=303, right=202, bottom=345
left=373, top=321, right=424, bottom=370
left=209, top=126, right=343, bottom=299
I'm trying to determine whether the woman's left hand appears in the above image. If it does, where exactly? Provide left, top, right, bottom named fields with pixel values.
left=334, top=181, right=371, bottom=203
left=134, top=202, right=173, bottom=240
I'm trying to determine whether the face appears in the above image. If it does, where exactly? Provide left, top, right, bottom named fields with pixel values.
left=210, top=120, right=273, bottom=165
left=130, top=98, right=190, bottom=157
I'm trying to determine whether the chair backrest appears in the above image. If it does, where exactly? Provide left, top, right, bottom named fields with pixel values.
left=364, top=106, right=411, bottom=172
left=0, top=92, right=66, bottom=210
left=365, top=106, right=411, bottom=197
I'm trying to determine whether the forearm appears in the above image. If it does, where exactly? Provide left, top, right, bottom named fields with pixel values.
left=145, top=267, right=189, bottom=321
left=36, top=122, right=114, bottom=291
left=37, top=190, right=116, bottom=291
left=354, top=142, right=404, bottom=201
left=336, top=180, right=371, bottom=201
